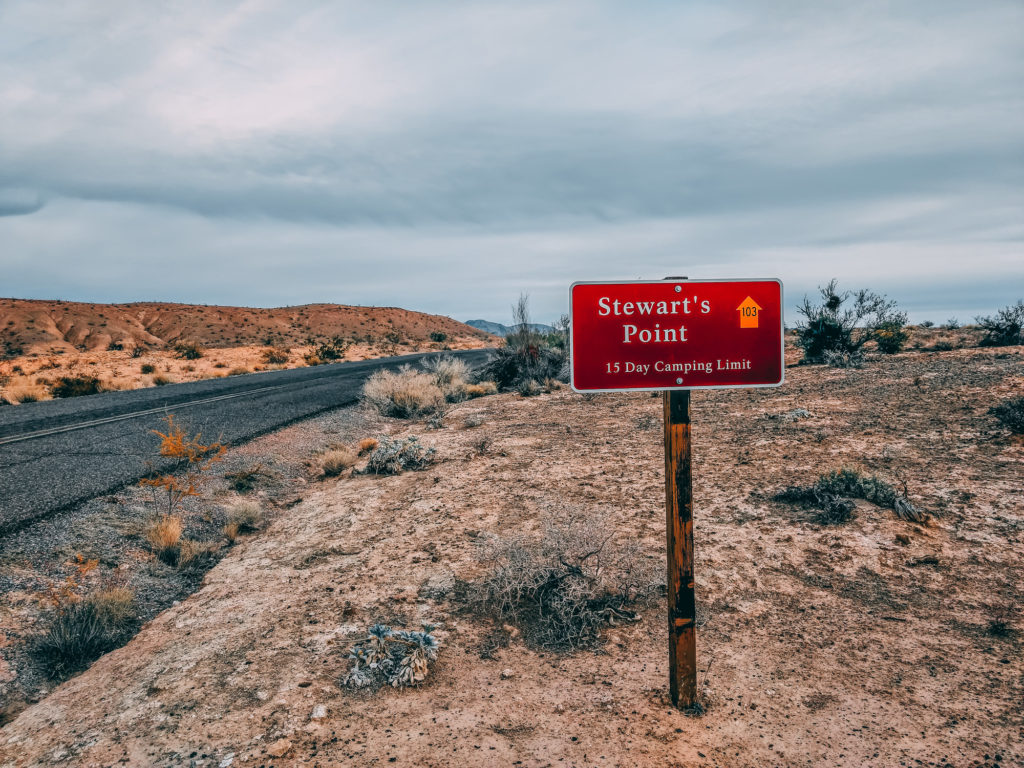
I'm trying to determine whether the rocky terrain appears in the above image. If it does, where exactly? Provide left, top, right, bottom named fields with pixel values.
left=0, top=343, right=1021, bottom=767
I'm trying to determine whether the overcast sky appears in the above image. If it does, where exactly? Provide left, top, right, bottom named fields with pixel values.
left=1, top=1, right=1021, bottom=324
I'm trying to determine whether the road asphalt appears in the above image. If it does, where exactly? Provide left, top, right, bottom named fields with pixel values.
left=0, top=349, right=492, bottom=534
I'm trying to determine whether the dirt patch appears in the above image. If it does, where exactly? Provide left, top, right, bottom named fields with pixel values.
left=1, top=345, right=1022, bottom=767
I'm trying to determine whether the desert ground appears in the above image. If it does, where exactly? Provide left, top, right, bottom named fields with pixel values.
left=0, top=299, right=494, bottom=404
left=0, top=336, right=1020, bottom=767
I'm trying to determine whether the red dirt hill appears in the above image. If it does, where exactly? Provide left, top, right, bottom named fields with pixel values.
left=0, top=299, right=494, bottom=355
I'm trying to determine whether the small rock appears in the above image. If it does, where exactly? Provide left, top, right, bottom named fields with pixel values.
left=267, top=739, right=292, bottom=758
left=311, top=704, right=327, bottom=720
left=218, top=754, right=235, bottom=768
left=554, top=703, right=565, bottom=713
left=500, top=668, right=515, bottom=680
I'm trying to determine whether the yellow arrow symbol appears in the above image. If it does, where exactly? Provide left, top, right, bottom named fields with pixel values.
left=737, top=296, right=762, bottom=328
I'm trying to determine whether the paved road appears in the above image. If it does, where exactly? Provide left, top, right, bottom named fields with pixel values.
left=0, top=349, right=492, bottom=534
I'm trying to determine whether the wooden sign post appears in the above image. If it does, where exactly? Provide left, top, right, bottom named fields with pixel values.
left=663, top=388, right=697, bottom=706
left=569, top=277, right=784, bottom=709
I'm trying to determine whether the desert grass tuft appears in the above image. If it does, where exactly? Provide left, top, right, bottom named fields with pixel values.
left=145, top=514, right=183, bottom=565
left=225, top=500, right=264, bottom=532
left=321, top=446, right=359, bottom=477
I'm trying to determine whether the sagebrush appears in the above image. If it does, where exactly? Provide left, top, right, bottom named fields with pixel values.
left=364, top=436, right=435, bottom=475
left=776, top=468, right=927, bottom=524
left=796, top=280, right=908, bottom=364
left=472, top=511, right=662, bottom=650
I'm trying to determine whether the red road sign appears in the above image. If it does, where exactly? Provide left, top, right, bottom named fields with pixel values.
left=569, top=278, right=784, bottom=392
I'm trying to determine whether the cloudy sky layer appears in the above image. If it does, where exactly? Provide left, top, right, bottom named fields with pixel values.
left=1, top=1, right=1021, bottom=323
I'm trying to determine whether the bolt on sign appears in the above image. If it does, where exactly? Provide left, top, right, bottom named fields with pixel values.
left=568, top=277, right=784, bottom=709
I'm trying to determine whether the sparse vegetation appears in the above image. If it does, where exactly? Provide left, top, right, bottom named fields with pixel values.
left=224, top=463, right=268, bottom=492
left=152, top=374, right=171, bottom=386
left=342, top=624, right=440, bottom=689
left=472, top=511, right=662, bottom=650
left=321, top=446, right=359, bottom=476
left=6, top=386, right=43, bottom=404
left=989, top=396, right=1024, bottom=434
left=306, top=336, right=350, bottom=364
left=34, top=589, right=137, bottom=678
left=364, top=436, right=435, bottom=475
left=976, top=300, right=1024, bottom=346
left=362, top=365, right=446, bottom=419
left=145, top=514, right=184, bottom=564
left=225, top=500, right=264, bottom=532
left=430, top=331, right=447, bottom=343
left=139, top=415, right=227, bottom=516
left=421, top=354, right=471, bottom=402
left=49, top=375, right=102, bottom=398
left=358, top=437, right=379, bottom=455
left=177, top=539, right=221, bottom=571
left=174, top=341, right=204, bottom=360
left=796, top=280, right=909, bottom=364
left=479, top=295, right=568, bottom=389
left=776, top=468, right=927, bottom=524
left=140, top=363, right=156, bottom=374
left=261, top=346, right=290, bottom=364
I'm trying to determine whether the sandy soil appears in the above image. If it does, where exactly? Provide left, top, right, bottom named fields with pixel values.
left=1, top=345, right=1022, bottom=767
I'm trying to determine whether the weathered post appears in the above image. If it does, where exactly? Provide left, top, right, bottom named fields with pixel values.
left=663, top=389, right=696, bottom=708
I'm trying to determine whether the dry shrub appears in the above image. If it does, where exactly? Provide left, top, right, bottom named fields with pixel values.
left=140, top=363, right=156, bottom=374
left=177, top=540, right=221, bottom=571
left=228, top=367, right=250, bottom=376
left=775, top=468, right=927, bottom=524
left=990, top=396, right=1024, bottom=434
left=358, top=437, right=379, bottom=455
left=262, top=346, right=290, bottom=364
left=174, top=341, right=204, bottom=360
left=152, top=374, right=171, bottom=386
left=223, top=522, right=240, bottom=543
left=364, top=436, right=435, bottom=475
left=224, top=463, right=267, bottom=492
left=5, top=386, right=45, bottom=404
left=472, top=510, right=662, bottom=651
left=362, top=365, right=446, bottom=418
left=49, top=375, right=102, bottom=398
left=422, top=354, right=471, bottom=402
left=145, top=514, right=183, bottom=564
left=34, top=589, right=136, bottom=679
left=225, top=500, right=264, bottom=532
left=322, top=446, right=358, bottom=476
left=342, top=624, right=440, bottom=689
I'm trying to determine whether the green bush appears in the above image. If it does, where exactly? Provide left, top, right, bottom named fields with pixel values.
left=174, top=341, right=204, bottom=360
left=49, top=375, right=102, bottom=398
left=990, top=396, right=1024, bottom=434
left=796, top=280, right=908, bottom=364
left=478, top=296, right=568, bottom=389
left=430, top=331, right=447, bottom=343
left=976, top=300, right=1024, bottom=347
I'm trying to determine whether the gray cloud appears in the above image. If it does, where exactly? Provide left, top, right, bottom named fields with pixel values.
left=0, top=0, right=1021, bottom=323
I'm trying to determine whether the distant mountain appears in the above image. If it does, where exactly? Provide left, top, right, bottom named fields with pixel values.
left=464, top=319, right=555, bottom=337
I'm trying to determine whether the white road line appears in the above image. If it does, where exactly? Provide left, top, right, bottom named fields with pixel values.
left=0, top=382, right=296, bottom=446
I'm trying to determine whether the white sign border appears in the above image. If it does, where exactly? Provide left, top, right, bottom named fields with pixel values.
left=568, top=277, right=786, bottom=393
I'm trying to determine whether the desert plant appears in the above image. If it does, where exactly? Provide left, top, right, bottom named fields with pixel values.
left=174, top=341, right=204, bottom=360
left=308, top=336, right=350, bottom=363
left=342, top=624, right=440, bottom=689
left=775, top=468, right=926, bottom=523
left=225, top=500, right=264, bottom=532
left=430, top=331, right=447, bottom=343
left=990, top=396, right=1024, bottom=434
left=130, top=346, right=145, bottom=358
left=152, top=374, right=171, bottom=386
left=223, top=522, right=240, bottom=543
left=796, top=280, right=908, bottom=364
left=874, top=320, right=909, bottom=354
left=364, top=436, right=435, bottom=475
left=464, top=413, right=484, bottom=428
left=357, top=437, right=379, bottom=455
left=261, top=346, right=290, bottom=364
left=139, top=415, right=227, bottom=516
left=472, top=511, right=662, bottom=650
left=322, top=446, right=359, bottom=476
left=224, top=463, right=267, bottom=492
left=177, top=539, right=221, bottom=571
left=362, top=365, right=446, bottom=418
left=421, top=354, right=470, bottom=402
left=49, top=375, right=102, bottom=398
left=478, top=295, right=568, bottom=389
left=140, top=363, right=156, bottom=374
left=918, top=320, right=935, bottom=329
left=7, top=387, right=43, bottom=404
left=464, top=382, right=494, bottom=398
left=943, top=317, right=960, bottom=330
left=34, top=590, right=137, bottom=678
left=517, top=378, right=542, bottom=397
left=145, top=514, right=184, bottom=564
left=228, top=367, right=250, bottom=376
left=976, top=300, right=1024, bottom=346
